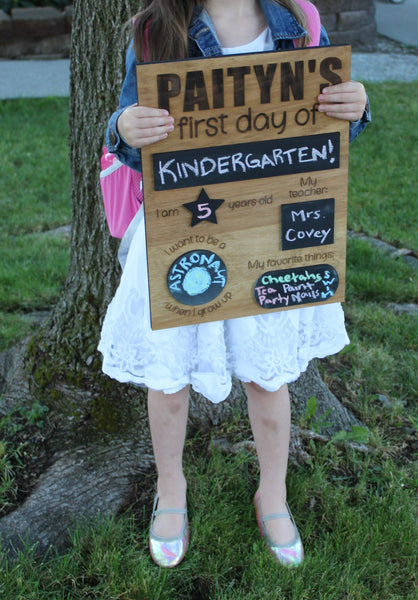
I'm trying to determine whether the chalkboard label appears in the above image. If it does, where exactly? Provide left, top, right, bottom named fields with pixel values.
left=281, top=197, right=335, bottom=250
left=254, top=264, right=339, bottom=308
left=153, top=132, right=340, bottom=191
left=167, top=249, right=227, bottom=306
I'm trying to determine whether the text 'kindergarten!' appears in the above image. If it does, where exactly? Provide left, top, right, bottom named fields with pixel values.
left=153, top=133, right=339, bottom=190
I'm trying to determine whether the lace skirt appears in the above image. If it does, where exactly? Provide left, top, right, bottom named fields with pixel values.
left=98, top=207, right=349, bottom=404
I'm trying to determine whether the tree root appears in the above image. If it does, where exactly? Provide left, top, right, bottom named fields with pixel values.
left=0, top=339, right=364, bottom=560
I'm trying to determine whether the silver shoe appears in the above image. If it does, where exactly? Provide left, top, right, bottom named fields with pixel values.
left=149, top=493, right=189, bottom=568
left=254, top=491, right=304, bottom=567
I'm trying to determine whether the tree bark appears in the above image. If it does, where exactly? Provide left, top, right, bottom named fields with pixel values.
left=0, top=0, right=364, bottom=561
left=31, top=0, right=139, bottom=378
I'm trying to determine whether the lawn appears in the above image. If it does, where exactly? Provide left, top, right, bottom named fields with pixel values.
left=0, top=83, right=417, bottom=599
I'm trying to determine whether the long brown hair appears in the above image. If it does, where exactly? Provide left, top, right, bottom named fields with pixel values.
left=133, top=0, right=309, bottom=62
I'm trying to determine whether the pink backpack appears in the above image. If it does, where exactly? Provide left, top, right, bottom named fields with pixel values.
left=100, top=1, right=321, bottom=238
left=294, top=0, right=321, bottom=47
left=100, top=22, right=148, bottom=239
left=100, top=150, right=143, bottom=238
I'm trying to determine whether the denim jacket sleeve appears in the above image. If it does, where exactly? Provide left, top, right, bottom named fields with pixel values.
left=317, top=26, right=371, bottom=143
left=105, top=44, right=143, bottom=172
left=349, top=100, right=371, bottom=142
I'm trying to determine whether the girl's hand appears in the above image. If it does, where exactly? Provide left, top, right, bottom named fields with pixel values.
left=317, top=81, right=367, bottom=122
left=117, top=104, right=174, bottom=148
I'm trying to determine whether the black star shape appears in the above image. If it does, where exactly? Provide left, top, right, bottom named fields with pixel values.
left=182, top=189, right=224, bottom=227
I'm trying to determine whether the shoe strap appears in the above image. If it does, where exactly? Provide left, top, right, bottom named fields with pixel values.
left=151, top=493, right=187, bottom=519
left=154, top=507, right=187, bottom=517
left=261, top=512, right=291, bottom=523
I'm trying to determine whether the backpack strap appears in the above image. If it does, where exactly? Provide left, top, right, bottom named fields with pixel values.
left=293, top=0, right=321, bottom=47
left=132, top=16, right=150, bottom=62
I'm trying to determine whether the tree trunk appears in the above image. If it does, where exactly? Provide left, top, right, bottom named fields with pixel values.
left=0, top=0, right=364, bottom=560
left=30, top=0, right=140, bottom=378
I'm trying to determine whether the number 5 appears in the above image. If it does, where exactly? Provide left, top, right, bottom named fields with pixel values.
left=197, top=203, right=212, bottom=219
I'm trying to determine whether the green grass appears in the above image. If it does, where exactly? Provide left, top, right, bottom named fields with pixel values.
left=346, top=236, right=417, bottom=303
left=0, top=98, right=71, bottom=235
left=0, top=443, right=416, bottom=599
left=0, top=232, right=70, bottom=311
left=0, top=86, right=417, bottom=599
left=348, top=81, right=418, bottom=253
left=0, top=98, right=71, bottom=352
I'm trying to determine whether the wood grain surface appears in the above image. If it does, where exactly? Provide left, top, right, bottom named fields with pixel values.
left=137, top=45, right=351, bottom=329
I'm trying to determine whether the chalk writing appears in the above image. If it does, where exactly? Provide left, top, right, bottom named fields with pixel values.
left=167, top=249, right=227, bottom=306
left=183, top=188, right=224, bottom=226
left=254, top=264, right=339, bottom=308
left=153, top=133, right=340, bottom=190
left=281, top=198, right=335, bottom=250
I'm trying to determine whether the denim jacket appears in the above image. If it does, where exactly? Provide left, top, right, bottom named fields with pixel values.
left=106, top=0, right=370, bottom=172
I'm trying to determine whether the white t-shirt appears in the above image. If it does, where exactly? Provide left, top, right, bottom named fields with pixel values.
left=222, top=28, right=275, bottom=55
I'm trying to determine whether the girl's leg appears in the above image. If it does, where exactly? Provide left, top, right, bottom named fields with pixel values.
left=244, top=382, right=295, bottom=544
left=147, top=386, right=189, bottom=537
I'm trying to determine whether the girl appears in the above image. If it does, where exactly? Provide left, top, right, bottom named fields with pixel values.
left=99, top=0, right=370, bottom=568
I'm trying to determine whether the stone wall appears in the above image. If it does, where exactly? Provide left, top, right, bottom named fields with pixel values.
left=0, top=1, right=376, bottom=59
left=0, top=6, right=72, bottom=59
left=314, top=0, right=377, bottom=49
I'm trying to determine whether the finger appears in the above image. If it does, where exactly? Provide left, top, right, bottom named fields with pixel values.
left=320, top=81, right=364, bottom=94
left=130, top=105, right=172, bottom=119
left=319, top=101, right=361, bottom=113
left=133, top=123, right=175, bottom=140
left=321, top=105, right=365, bottom=121
left=121, top=105, right=174, bottom=129
left=128, top=123, right=175, bottom=147
left=133, top=115, right=175, bottom=129
left=318, top=83, right=366, bottom=104
left=134, top=131, right=172, bottom=148
left=323, top=110, right=362, bottom=121
left=318, top=91, right=363, bottom=105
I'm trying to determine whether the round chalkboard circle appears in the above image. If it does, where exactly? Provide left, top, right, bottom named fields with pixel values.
left=167, top=249, right=227, bottom=306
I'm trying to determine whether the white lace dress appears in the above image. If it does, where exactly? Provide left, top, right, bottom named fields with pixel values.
left=98, top=29, right=349, bottom=404
left=98, top=206, right=348, bottom=404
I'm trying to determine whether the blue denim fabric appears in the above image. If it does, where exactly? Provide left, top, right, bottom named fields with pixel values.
left=106, top=0, right=370, bottom=172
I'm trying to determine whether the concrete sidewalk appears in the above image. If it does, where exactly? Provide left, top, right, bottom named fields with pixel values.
left=351, top=52, right=418, bottom=82
left=375, top=0, right=418, bottom=48
left=0, top=59, right=70, bottom=99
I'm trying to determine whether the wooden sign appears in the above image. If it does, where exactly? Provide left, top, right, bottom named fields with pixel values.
left=137, top=45, right=351, bottom=330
